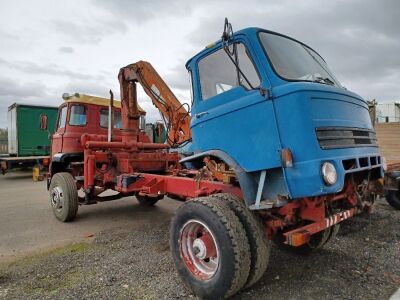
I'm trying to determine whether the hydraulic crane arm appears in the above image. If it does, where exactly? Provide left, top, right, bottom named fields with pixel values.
left=118, top=61, right=191, bottom=147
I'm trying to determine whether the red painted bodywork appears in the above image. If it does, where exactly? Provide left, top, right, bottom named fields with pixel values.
left=52, top=102, right=149, bottom=156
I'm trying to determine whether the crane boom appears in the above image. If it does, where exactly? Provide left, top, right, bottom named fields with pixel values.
left=118, top=61, right=191, bottom=147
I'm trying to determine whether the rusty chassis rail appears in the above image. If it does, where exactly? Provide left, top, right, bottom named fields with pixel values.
left=284, top=207, right=356, bottom=246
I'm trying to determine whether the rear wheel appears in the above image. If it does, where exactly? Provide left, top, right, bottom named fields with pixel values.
left=49, top=172, right=78, bottom=222
left=211, top=193, right=270, bottom=288
left=170, top=197, right=251, bottom=299
left=386, top=190, right=400, bottom=210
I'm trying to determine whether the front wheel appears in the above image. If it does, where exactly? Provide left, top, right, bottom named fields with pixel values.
left=386, top=190, right=400, bottom=210
left=49, top=172, right=78, bottom=222
left=211, top=193, right=270, bottom=289
left=170, top=197, right=251, bottom=299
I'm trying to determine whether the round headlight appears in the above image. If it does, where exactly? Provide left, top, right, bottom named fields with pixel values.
left=321, top=162, right=337, bottom=185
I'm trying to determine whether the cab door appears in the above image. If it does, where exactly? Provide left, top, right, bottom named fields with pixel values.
left=51, top=105, right=68, bottom=156
left=190, top=38, right=282, bottom=172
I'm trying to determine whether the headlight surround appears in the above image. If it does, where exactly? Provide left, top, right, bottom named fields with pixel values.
left=321, top=162, right=337, bottom=186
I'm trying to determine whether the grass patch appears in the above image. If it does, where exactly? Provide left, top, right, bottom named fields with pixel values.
left=0, top=242, right=91, bottom=271
left=0, top=242, right=97, bottom=298
left=22, top=270, right=84, bottom=294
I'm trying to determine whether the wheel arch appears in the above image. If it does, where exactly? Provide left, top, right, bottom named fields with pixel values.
left=48, top=152, right=83, bottom=190
left=180, top=150, right=256, bottom=205
left=180, top=150, right=290, bottom=206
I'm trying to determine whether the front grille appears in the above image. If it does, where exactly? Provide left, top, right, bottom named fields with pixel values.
left=316, top=127, right=377, bottom=149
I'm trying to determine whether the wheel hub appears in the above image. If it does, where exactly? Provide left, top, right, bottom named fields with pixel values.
left=180, top=220, right=219, bottom=280
left=193, top=238, right=206, bottom=259
left=51, top=186, right=64, bottom=212
left=193, top=233, right=217, bottom=259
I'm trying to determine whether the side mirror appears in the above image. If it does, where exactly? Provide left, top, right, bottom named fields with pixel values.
left=40, top=114, right=48, bottom=131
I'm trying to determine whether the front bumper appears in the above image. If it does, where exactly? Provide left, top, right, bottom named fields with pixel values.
left=284, top=150, right=384, bottom=199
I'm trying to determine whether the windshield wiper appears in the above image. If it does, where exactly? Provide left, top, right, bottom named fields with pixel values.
left=223, top=46, right=255, bottom=89
left=314, top=76, right=335, bottom=86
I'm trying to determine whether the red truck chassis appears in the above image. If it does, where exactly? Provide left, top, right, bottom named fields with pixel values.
left=77, top=132, right=370, bottom=248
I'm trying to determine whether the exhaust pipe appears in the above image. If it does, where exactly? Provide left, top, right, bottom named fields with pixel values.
left=108, top=90, right=114, bottom=142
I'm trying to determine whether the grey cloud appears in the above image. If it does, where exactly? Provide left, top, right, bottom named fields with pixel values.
left=0, top=76, right=46, bottom=98
left=0, top=58, right=103, bottom=81
left=95, top=0, right=195, bottom=24
left=164, top=64, right=190, bottom=91
left=58, top=46, right=74, bottom=53
left=347, top=71, right=400, bottom=101
left=0, top=29, right=19, bottom=41
left=52, top=18, right=127, bottom=45
left=61, top=79, right=117, bottom=99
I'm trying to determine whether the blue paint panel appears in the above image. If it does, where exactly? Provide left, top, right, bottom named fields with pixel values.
left=190, top=87, right=282, bottom=171
left=271, top=83, right=381, bottom=197
left=310, top=98, right=372, bottom=129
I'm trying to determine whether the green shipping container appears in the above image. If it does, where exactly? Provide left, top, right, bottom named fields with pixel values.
left=7, top=103, right=58, bottom=157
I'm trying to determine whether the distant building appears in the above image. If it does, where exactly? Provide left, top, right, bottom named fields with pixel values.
left=376, top=102, right=400, bottom=123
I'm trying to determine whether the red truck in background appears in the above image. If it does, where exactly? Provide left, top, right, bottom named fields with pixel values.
left=50, top=93, right=150, bottom=178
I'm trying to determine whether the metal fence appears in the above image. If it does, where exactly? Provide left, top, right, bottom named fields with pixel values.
left=0, top=137, right=7, bottom=154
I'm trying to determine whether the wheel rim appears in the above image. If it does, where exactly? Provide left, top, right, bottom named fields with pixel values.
left=180, top=220, right=219, bottom=280
left=51, top=186, right=64, bottom=213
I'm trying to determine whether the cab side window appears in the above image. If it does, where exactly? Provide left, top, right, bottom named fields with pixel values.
left=100, top=109, right=122, bottom=129
left=57, top=106, right=67, bottom=129
left=69, top=105, right=87, bottom=126
left=198, top=42, right=260, bottom=100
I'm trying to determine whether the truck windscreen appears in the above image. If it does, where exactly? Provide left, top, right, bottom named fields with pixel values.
left=259, top=32, right=341, bottom=87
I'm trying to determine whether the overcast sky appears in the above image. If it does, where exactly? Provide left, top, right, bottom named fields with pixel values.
left=0, top=0, right=399, bottom=128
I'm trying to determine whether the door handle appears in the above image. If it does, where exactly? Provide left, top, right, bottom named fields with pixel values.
left=195, top=112, right=209, bottom=119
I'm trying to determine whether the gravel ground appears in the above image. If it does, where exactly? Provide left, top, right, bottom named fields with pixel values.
left=0, top=198, right=399, bottom=300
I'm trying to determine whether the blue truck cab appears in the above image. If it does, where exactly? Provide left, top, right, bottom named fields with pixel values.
left=185, top=27, right=383, bottom=206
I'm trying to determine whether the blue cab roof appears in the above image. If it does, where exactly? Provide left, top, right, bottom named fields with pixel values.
left=185, top=27, right=259, bottom=69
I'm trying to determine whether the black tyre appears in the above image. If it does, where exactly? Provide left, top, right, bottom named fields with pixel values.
left=170, top=197, right=251, bottom=299
left=136, top=194, right=160, bottom=206
left=211, top=193, right=270, bottom=288
left=49, top=172, right=78, bottom=222
left=386, top=190, right=400, bottom=210
left=329, top=223, right=341, bottom=240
